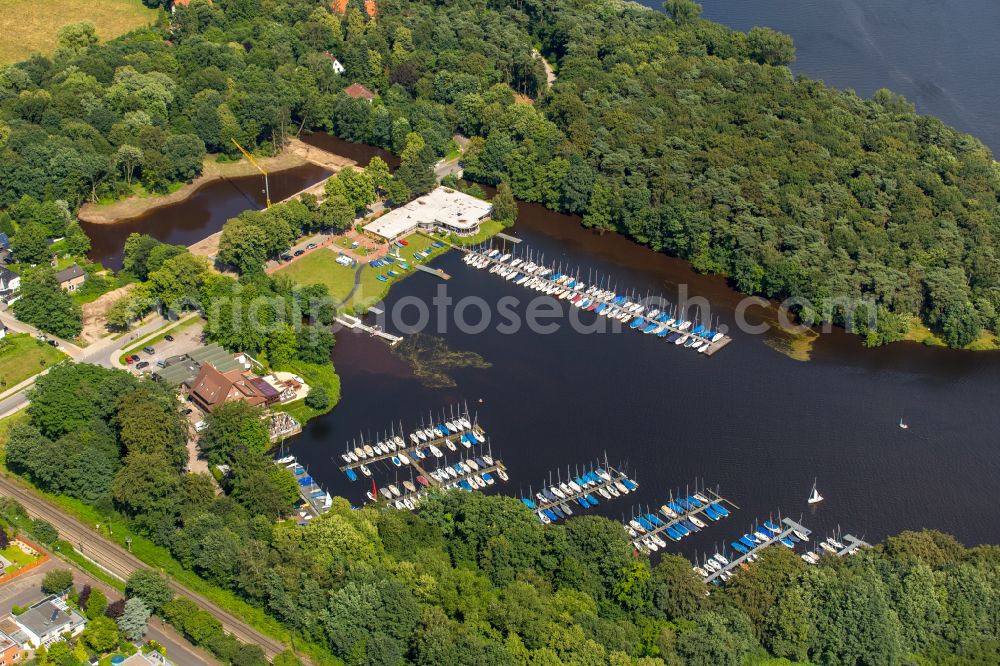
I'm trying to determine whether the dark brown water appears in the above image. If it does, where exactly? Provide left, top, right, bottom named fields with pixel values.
left=289, top=197, right=1000, bottom=552
left=81, top=163, right=331, bottom=269
left=299, top=133, right=400, bottom=170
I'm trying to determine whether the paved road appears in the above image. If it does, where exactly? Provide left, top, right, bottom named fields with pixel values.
left=0, top=312, right=189, bottom=418
left=0, top=473, right=296, bottom=661
left=0, top=557, right=217, bottom=664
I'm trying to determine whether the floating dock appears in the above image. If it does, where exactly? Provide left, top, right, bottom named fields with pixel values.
left=521, top=458, right=637, bottom=523
left=627, top=487, right=737, bottom=554
left=338, top=424, right=486, bottom=474
left=461, top=246, right=732, bottom=355
left=335, top=314, right=403, bottom=345
left=701, top=517, right=811, bottom=584
left=835, top=534, right=870, bottom=556
left=376, top=452, right=509, bottom=511
left=415, top=264, right=450, bottom=280
left=276, top=456, right=332, bottom=523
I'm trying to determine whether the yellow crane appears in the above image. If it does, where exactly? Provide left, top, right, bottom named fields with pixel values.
left=230, top=138, right=271, bottom=208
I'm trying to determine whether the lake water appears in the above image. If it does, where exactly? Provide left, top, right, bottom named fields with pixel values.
left=81, top=163, right=331, bottom=270
left=689, top=0, right=1000, bottom=152
left=289, top=200, right=1000, bottom=551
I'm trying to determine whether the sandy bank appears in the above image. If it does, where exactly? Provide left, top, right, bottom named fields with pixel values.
left=78, top=151, right=311, bottom=224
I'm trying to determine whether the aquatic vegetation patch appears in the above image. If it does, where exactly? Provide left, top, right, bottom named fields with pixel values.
left=392, top=334, right=491, bottom=388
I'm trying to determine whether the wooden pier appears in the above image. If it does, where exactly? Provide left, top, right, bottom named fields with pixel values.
left=377, top=456, right=509, bottom=510
left=836, top=534, right=870, bottom=556
left=460, top=247, right=733, bottom=355
left=702, top=517, right=812, bottom=584
left=338, top=424, right=486, bottom=473
left=528, top=463, right=635, bottom=521
left=415, top=264, right=451, bottom=280
left=628, top=488, right=736, bottom=553
left=335, top=314, right=403, bottom=345
left=278, top=458, right=332, bottom=523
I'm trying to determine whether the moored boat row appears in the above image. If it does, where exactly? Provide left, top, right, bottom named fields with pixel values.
left=463, top=245, right=730, bottom=354
left=627, top=490, right=733, bottom=553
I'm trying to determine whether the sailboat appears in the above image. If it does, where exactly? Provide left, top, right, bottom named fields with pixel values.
left=898, top=418, right=908, bottom=430
left=808, top=478, right=824, bottom=504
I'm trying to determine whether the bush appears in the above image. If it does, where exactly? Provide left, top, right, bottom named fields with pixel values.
left=10, top=605, right=25, bottom=615
left=304, top=386, right=329, bottom=410
left=31, top=518, right=58, bottom=544
left=125, top=570, right=173, bottom=613
left=41, top=569, right=73, bottom=594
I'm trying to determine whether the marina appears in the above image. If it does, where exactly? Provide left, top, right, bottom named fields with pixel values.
left=371, top=448, right=509, bottom=511
left=625, top=486, right=737, bottom=554
left=275, top=455, right=334, bottom=523
left=336, top=406, right=487, bottom=475
left=521, top=457, right=637, bottom=524
left=459, top=245, right=733, bottom=355
left=700, top=516, right=813, bottom=584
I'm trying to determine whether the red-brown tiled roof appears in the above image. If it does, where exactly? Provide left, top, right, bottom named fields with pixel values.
left=330, top=0, right=377, bottom=17
left=343, top=83, right=376, bottom=101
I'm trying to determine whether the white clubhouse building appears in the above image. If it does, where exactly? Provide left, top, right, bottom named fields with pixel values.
left=363, top=187, right=492, bottom=241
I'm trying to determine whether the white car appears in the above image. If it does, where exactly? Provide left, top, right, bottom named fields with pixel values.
left=194, top=420, right=208, bottom=432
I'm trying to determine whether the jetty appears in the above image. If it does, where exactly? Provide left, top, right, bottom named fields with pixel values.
left=414, top=264, right=451, bottom=280
left=276, top=456, right=332, bottom=523
left=522, top=457, right=637, bottom=523
left=701, top=517, right=811, bottom=584
left=460, top=244, right=733, bottom=356
left=627, top=486, right=737, bottom=554
left=376, top=448, right=509, bottom=511
left=835, top=534, right=870, bottom=556
left=337, top=411, right=486, bottom=474
left=335, top=314, right=403, bottom=345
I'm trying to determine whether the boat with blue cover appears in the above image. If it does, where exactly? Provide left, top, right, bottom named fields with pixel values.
left=738, top=535, right=756, bottom=548
left=551, top=506, right=565, bottom=519
left=674, top=523, right=690, bottom=537
left=647, top=514, right=664, bottom=526
left=637, top=516, right=655, bottom=531
left=682, top=519, right=700, bottom=532
left=665, top=527, right=681, bottom=541
left=711, top=503, right=729, bottom=517
left=780, top=537, right=795, bottom=548
left=345, top=469, right=357, bottom=481
left=543, top=509, right=559, bottom=522
left=763, top=520, right=780, bottom=532
left=521, top=498, right=536, bottom=509
left=585, top=493, right=597, bottom=505
left=731, top=541, right=748, bottom=553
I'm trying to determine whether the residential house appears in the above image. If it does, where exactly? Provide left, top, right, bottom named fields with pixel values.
left=0, top=268, right=19, bottom=293
left=323, top=52, right=346, bottom=74
left=0, top=630, right=21, bottom=665
left=53, top=265, right=85, bottom=292
left=11, top=596, right=86, bottom=649
left=343, top=83, right=376, bottom=103
left=186, top=362, right=279, bottom=413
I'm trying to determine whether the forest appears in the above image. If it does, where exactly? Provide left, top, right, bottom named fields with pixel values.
left=3, top=0, right=997, bottom=346
left=5, top=365, right=1000, bottom=665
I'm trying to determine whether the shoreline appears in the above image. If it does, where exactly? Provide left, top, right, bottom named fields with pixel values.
left=78, top=151, right=312, bottom=225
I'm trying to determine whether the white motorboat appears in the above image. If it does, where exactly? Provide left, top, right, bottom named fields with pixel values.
left=359, top=465, right=371, bottom=477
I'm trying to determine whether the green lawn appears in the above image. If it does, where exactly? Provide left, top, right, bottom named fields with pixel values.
left=0, top=334, right=66, bottom=392
left=0, top=542, right=40, bottom=575
left=0, top=0, right=158, bottom=63
left=278, top=361, right=341, bottom=426
left=276, top=249, right=361, bottom=302
left=448, top=218, right=505, bottom=246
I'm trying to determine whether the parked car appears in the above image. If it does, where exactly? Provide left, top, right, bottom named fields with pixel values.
left=398, top=239, right=409, bottom=246
left=280, top=254, right=292, bottom=262
left=143, top=346, right=155, bottom=354
left=306, top=242, right=317, bottom=249
left=135, top=361, right=149, bottom=369
left=194, top=420, right=208, bottom=432
left=47, top=339, right=58, bottom=347
left=164, top=334, right=174, bottom=342
left=125, top=357, right=135, bottom=365
left=156, top=359, right=167, bottom=368
left=180, top=408, right=193, bottom=415
left=129, top=354, right=140, bottom=363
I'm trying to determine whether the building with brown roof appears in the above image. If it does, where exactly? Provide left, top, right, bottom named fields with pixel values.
left=343, top=83, right=376, bottom=102
left=186, top=362, right=278, bottom=413
left=53, top=265, right=85, bottom=292
left=330, top=0, right=377, bottom=17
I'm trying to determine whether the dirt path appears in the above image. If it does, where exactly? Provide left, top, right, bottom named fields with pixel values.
left=78, top=152, right=311, bottom=224
left=79, top=284, right=134, bottom=344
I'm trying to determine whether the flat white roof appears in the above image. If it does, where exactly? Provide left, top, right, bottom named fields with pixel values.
left=363, top=187, right=493, bottom=239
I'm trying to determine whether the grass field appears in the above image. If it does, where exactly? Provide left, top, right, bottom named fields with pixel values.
left=276, top=232, right=455, bottom=312
left=0, top=334, right=66, bottom=391
left=0, top=0, right=158, bottom=63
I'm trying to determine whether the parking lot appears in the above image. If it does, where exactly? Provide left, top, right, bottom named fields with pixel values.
left=122, top=319, right=205, bottom=375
